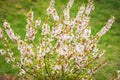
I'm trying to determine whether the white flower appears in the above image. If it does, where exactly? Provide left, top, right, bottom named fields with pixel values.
left=76, top=43, right=84, bottom=53
left=82, top=28, right=91, bottom=39
left=98, top=50, right=105, bottom=58
left=53, top=13, right=59, bottom=21
left=18, top=40, right=26, bottom=55
left=59, top=45, right=69, bottom=55
left=6, top=58, right=10, bottom=63
left=63, top=8, right=70, bottom=21
left=36, top=65, right=40, bottom=70
left=37, top=46, right=42, bottom=54
left=93, top=46, right=98, bottom=53
left=47, top=7, right=54, bottom=15
left=35, top=20, right=41, bottom=28
left=0, top=49, right=6, bottom=55
left=50, top=0, right=55, bottom=7
left=64, top=20, right=74, bottom=27
left=19, top=69, right=25, bottom=75
left=61, top=34, right=73, bottom=41
left=53, top=65, right=61, bottom=70
left=52, top=24, right=63, bottom=37
left=0, top=28, right=3, bottom=38
left=67, top=0, right=74, bottom=9
left=42, top=23, right=50, bottom=35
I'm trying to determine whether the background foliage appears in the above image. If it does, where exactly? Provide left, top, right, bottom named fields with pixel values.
left=0, top=0, right=120, bottom=80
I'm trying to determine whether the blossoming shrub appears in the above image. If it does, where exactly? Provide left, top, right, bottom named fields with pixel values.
left=0, top=0, right=116, bottom=80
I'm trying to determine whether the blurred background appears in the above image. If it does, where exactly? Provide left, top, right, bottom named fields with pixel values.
left=0, top=0, right=120, bottom=80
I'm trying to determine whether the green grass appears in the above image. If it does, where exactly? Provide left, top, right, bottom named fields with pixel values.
left=0, top=0, right=120, bottom=79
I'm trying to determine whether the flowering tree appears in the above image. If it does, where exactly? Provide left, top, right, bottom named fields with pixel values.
left=0, top=0, right=117, bottom=80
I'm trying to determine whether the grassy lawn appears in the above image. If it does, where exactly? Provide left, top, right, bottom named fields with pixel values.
left=0, top=0, right=120, bottom=80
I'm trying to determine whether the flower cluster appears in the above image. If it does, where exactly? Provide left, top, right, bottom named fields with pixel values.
left=3, top=21, right=18, bottom=41
left=25, top=10, right=41, bottom=41
left=0, top=0, right=116, bottom=80
left=18, top=40, right=34, bottom=56
left=47, top=0, right=59, bottom=21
